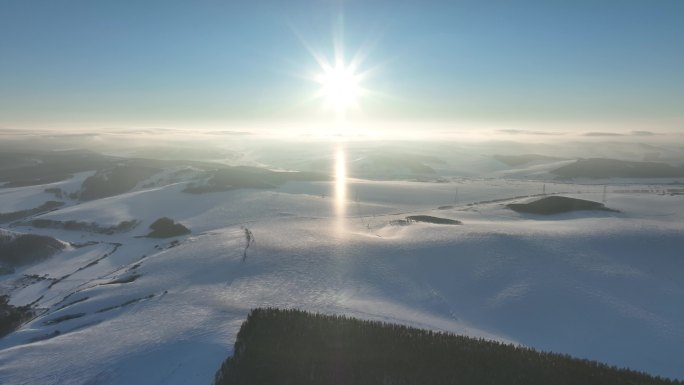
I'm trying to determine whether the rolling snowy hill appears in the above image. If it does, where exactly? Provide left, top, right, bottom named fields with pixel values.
left=0, top=150, right=683, bottom=384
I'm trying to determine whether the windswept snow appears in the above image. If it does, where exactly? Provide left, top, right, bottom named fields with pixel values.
left=0, top=174, right=683, bottom=384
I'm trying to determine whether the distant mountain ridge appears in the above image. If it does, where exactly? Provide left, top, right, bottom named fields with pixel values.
left=494, top=154, right=567, bottom=166
left=552, top=158, right=684, bottom=178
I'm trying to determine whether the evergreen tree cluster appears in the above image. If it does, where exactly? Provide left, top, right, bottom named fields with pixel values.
left=0, top=232, right=65, bottom=267
left=146, top=217, right=190, bottom=238
left=215, top=308, right=681, bottom=385
left=0, top=295, right=34, bottom=338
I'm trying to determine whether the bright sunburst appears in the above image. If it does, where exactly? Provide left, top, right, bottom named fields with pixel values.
left=315, top=61, right=362, bottom=114
left=298, top=22, right=376, bottom=119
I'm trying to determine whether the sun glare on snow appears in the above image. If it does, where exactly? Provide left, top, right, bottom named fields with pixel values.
left=334, top=144, right=348, bottom=235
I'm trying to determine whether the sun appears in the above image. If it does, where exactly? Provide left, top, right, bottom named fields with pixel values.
left=315, top=62, right=361, bottom=114
left=299, top=21, right=377, bottom=119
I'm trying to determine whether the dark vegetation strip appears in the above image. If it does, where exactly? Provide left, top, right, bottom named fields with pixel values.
left=47, top=274, right=71, bottom=289
left=56, top=296, right=89, bottom=311
left=29, top=330, right=62, bottom=343
left=390, top=215, right=462, bottom=226
left=101, top=273, right=141, bottom=285
left=27, top=320, right=103, bottom=344
left=0, top=295, right=34, bottom=338
left=30, top=219, right=139, bottom=234
left=43, top=312, right=85, bottom=325
left=0, top=201, right=64, bottom=223
left=49, top=242, right=121, bottom=289
left=215, top=308, right=682, bottom=385
left=49, top=243, right=123, bottom=309
left=241, top=227, right=255, bottom=262
left=405, top=215, right=462, bottom=225
left=27, top=295, right=44, bottom=307
left=95, top=294, right=155, bottom=313
left=70, top=241, right=99, bottom=248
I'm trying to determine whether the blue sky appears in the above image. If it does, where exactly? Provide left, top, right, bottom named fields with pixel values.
left=1, top=0, right=683, bottom=129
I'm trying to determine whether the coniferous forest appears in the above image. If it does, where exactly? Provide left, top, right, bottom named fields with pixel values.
left=214, top=308, right=682, bottom=385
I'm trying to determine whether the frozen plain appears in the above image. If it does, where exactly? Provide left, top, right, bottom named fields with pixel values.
left=0, top=169, right=683, bottom=384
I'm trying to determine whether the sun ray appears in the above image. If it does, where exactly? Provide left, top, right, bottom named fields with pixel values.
left=290, top=16, right=383, bottom=123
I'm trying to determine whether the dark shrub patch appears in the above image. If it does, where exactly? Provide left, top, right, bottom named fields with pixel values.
left=507, top=196, right=618, bottom=215
left=406, top=215, right=462, bottom=225
left=44, top=313, right=85, bottom=325
left=147, top=217, right=190, bottom=238
left=0, top=295, right=34, bottom=338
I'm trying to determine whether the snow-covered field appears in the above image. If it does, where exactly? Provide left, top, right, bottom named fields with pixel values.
left=1, top=166, right=683, bottom=383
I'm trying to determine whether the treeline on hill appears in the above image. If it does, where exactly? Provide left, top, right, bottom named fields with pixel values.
left=0, top=232, right=65, bottom=269
left=0, top=201, right=64, bottom=223
left=0, top=295, right=34, bottom=338
left=214, top=308, right=682, bottom=385
left=31, top=218, right=139, bottom=234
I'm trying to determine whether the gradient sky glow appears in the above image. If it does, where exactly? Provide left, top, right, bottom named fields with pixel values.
left=1, top=0, right=683, bottom=130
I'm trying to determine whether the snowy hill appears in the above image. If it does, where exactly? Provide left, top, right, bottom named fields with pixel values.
left=0, top=151, right=683, bottom=384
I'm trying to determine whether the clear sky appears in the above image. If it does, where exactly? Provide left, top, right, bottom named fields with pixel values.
left=1, top=0, right=683, bottom=130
